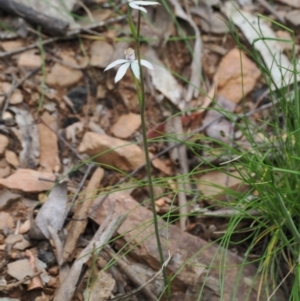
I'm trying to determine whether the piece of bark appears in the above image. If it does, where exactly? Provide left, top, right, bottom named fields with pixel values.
left=89, top=192, right=285, bottom=301
left=0, top=0, right=69, bottom=36
left=63, top=167, right=104, bottom=261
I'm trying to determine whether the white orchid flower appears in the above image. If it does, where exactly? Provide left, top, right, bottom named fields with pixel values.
left=104, top=48, right=154, bottom=83
left=128, top=0, right=160, bottom=13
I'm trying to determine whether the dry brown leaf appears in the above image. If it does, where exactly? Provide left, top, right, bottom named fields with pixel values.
left=111, top=113, right=141, bottom=139
left=38, top=111, right=61, bottom=172
left=78, top=132, right=146, bottom=171
left=151, top=157, right=173, bottom=176
left=0, top=169, right=55, bottom=192
left=214, top=48, right=261, bottom=104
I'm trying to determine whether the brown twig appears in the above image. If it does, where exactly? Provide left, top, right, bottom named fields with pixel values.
left=106, top=246, right=171, bottom=301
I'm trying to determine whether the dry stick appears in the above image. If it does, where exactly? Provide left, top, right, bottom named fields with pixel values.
left=256, top=0, right=285, bottom=24
left=106, top=246, right=172, bottom=301
left=1, top=67, right=40, bottom=116
left=53, top=214, right=125, bottom=301
left=104, top=246, right=158, bottom=301
left=0, top=15, right=126, bottom=59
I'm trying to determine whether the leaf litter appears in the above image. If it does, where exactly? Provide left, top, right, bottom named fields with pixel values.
left=0, top=0, right=296, bottom=300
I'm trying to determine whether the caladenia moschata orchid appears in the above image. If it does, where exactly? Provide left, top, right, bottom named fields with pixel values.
left=104, top=0, right=169, bottom=296
left=127, top=0, right=160, bottom=13
left=104, top=48, right=154, bottom=83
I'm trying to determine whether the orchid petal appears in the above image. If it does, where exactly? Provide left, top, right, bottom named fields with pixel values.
left=129, top=2, right=147, bottom=13
left=131, top=61, right=140, bottom=80
left=104, top=59, right=129, bottom=71
left=115, top=62, right=130, bottom=83
left=140, top=59, right=154, bottom=70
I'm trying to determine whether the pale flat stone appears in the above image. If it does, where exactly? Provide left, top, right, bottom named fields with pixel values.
left=111, top=113, right=141, bottom=139
left=90, top=41, right=114, bottom=68
left=46, top=63, right=83, bottom=88
left=46, top=53, right=83, bottom=88
left=18, top=50, right=42, bottom=69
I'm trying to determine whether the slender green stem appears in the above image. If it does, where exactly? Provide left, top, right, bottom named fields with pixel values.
left=134, top=10, right=170, bottom=298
